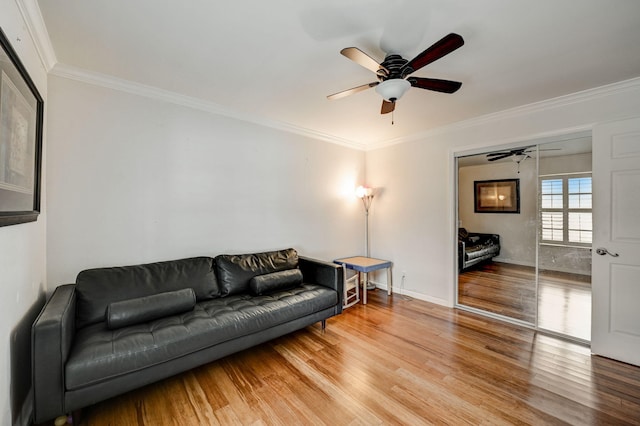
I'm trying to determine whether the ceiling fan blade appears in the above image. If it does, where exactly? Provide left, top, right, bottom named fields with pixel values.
left=401, top=33, right=464, bottom=75
left=381, top=100, right=395, bottom=114
left=340, top=47, right=389, bottom=76
left=327, top=82, right=379, bottom=100
left=409, top=77, right=462, bottom=94
left=486, top=152, right=509, bottom=157
left=487, top=153, right=512, bottom=161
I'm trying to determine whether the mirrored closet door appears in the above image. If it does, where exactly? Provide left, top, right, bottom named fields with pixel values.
left=455, top=136, right=592, bottom=342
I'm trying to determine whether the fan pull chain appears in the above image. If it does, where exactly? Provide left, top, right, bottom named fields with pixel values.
left=392, top=109, right=395, bottom=125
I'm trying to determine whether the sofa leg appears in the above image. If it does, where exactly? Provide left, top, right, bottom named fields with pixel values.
left=54, top=415, right=69, bottom=426
left=321, top=319, right=326, bottom=330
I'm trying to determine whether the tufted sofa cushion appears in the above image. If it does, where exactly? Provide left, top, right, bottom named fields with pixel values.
left=65, top=283, right=337, bottom=391
left=465, top=241, right=499, bottom=260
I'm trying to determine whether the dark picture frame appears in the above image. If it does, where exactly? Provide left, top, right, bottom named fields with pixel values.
left=0, top=27, right=44, bottom=227
left=474, top=179, right=520, bottom=213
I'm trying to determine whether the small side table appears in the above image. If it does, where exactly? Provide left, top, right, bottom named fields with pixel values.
left=334, top=256, right=393, bottom=305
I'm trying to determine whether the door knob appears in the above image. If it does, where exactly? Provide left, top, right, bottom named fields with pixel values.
left=596, top=247, right=619, bottom=257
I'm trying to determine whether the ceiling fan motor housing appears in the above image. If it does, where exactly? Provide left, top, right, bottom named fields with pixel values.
left=379, top=54, right=411, bottom=81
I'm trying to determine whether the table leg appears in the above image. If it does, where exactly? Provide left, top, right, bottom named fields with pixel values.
left=363, top=272, right=368, bottom=305
left=387, top=267, right=392, bottom=296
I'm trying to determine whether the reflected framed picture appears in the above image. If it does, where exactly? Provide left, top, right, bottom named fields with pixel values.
left=474, top=179, right=520, bottom=213
left=0, top=27, right=44, bottom=227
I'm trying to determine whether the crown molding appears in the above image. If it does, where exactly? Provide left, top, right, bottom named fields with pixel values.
left=50, top=63, right=367, bottom=151
left=14, top=0, right=57, bottom=71
left=366, top=76, right=640, bottom=151
left=49, top=61, right=640, bottom=153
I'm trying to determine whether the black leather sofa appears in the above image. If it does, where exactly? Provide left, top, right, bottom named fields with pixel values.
left=31, top=248, right=343, bottom=424
left=458, top=228, right=500, bottom=270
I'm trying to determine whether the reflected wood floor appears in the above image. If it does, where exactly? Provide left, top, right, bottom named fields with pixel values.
left=56, top=291, right=640, bottom=426
left=458, top=262, right=591, bottom=340
left=458, top=262, right=537, bottom=323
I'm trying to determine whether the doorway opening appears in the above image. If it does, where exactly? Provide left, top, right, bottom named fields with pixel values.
left=455, top=135, right=592, bottom=342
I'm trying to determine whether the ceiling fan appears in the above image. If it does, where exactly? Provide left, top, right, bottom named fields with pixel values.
left=486, top=146, right=562, bottom=162
left=327, top=33, right=464, bottom=115
left=486, top=146, right=562, bottom=173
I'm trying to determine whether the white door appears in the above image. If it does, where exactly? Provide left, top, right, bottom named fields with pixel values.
left=591, top=116, right=640, bottom=366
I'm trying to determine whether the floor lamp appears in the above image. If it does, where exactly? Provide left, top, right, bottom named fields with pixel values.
left=356, top=186, right=376, bottom=290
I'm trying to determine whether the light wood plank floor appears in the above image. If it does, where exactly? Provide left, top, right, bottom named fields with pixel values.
left=56, top=290, right=639, bottom=426
left=458, top=262, right=591, bottom=340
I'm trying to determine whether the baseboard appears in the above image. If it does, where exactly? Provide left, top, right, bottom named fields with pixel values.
left=492, top=258, right=591, bottom=277
left=539, top=265, right=591, bottom=277
left=369, top=281, right=451, bottom=307
left=492, top=257, right=534, bottom=267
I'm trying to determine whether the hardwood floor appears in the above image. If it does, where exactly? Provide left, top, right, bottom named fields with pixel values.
left=458, top=262, right=591, bottom=340
left=53, top=289, right=640, bottom=425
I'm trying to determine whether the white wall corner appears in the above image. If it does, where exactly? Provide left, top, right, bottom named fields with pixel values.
left=14, top=0, right=57, bottom=71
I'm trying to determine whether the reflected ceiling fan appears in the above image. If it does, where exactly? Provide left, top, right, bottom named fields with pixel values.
left=487, top=146, right=562, bottom=173
left=486, top=146, right=562, bottom=162
left=327, top=33, right=464, bottom=116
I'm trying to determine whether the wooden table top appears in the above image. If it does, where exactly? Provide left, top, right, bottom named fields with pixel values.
left=334, top=256, right=392, bottom=272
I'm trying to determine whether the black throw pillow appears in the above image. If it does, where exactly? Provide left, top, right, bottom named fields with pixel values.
left=249, top=269, right=303, bottom=295
left=106, top=288, right=196, bottom=329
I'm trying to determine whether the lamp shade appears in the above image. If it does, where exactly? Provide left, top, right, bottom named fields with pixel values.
left=356, top=185, right=374, bottom=198
left=375, top=79, right=411, bottom=101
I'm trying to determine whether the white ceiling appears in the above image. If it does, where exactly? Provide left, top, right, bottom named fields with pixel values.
left=35, top=0, right=640, bottom=149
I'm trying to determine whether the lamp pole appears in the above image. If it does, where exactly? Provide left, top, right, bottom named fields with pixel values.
left=357, top=186, right=376, bottom=290
left=361, top=193, right=374, bottom=257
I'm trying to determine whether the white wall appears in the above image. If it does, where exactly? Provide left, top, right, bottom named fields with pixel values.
left=46, top=76, right=365, bottom=286
left=0, top=1, right=48, bottom=425
left=367, top=79, right=640, bottom=306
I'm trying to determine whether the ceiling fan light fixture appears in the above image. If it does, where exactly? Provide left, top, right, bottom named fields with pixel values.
left=512, top=154, right=527, bottom=163
left=375, top=79, right=411, bottom=101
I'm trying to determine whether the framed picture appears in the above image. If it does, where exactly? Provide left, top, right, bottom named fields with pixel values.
left=474, top=179, right=520, bottom=213
left=0, top=27, right=44, bottom=227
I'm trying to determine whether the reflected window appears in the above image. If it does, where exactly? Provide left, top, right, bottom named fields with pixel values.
left=540, top=174, right=592, bottom=246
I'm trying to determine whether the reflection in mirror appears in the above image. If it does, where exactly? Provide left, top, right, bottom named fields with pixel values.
left=457, top=147, right=537, bottom=325
left=537, top=137, right=592, bottom=341
left=456, top=136, right=592, bottom=342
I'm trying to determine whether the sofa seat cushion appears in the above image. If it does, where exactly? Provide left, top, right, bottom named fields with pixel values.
left=464, top=243, right=499, bottom=261
left=65, top=284, right=336, bottom=390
